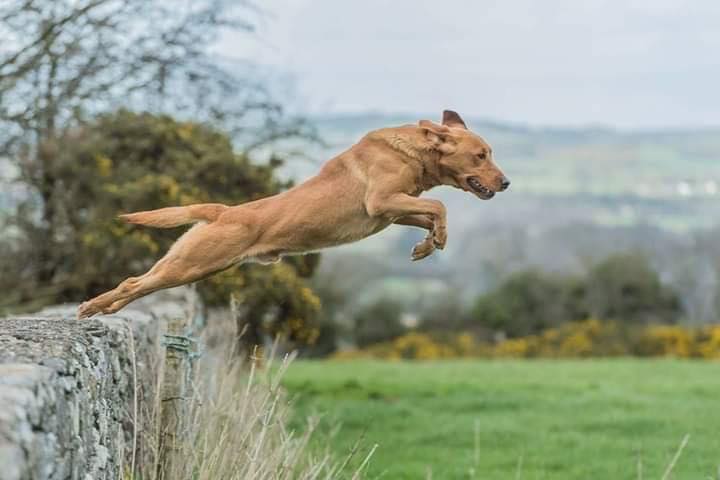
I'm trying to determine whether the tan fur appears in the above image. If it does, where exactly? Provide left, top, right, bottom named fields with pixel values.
left=77, top=110, right=509, bottom=319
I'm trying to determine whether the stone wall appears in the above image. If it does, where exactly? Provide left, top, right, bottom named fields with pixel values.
left=0, top=288, right=198, bottom=480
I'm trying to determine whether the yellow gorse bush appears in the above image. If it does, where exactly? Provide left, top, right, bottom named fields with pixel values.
left=333, top=320, right=720, bottom=360
left=637, top=325, right=694, bottom=357
left=698, top=327, right=720, bottom=358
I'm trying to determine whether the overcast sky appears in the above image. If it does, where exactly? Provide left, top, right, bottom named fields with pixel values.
left=218, top=0, right=720, bottom=129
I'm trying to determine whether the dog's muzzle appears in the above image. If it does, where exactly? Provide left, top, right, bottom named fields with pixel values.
left=467, top=176, right=495, bottom=199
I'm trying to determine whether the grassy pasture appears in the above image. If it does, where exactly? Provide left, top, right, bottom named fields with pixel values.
left=284, top=359, right=720, bottom=479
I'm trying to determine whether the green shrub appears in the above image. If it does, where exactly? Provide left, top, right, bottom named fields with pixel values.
left=472, top=270, right=584, bottom=337
left=584, top=253, right=681, bottom=325
left=353, top=298, right=406, bottom=348
left=471, top=253, right=682, bottom=338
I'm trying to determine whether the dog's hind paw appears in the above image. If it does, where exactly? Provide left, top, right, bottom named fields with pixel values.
left=77, top=301, right=99, bottom=320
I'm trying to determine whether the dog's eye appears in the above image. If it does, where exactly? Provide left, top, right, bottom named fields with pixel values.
left=476, top=152, right=487, bottom=160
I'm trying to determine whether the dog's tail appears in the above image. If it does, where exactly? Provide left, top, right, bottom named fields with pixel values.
left=119, top=203, right=229, bottom=228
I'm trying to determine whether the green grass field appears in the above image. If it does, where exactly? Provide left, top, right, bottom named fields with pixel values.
left=283, top=359, right=720, bottom=479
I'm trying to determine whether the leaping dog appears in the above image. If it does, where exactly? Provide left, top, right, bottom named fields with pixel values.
left=77, top=110, right=509, bottom=318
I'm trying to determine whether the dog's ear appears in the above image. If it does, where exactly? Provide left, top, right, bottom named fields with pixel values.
left=442, top=110, right=467, bottom=129
left=419, top=120, right=456, bottom=154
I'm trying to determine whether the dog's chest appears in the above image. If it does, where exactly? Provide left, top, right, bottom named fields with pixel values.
left=332, top=215, right=391, bottom=244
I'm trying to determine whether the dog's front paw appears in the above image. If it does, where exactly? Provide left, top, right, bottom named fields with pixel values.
left=411, top=239, right=435, bottom=261
left=432, top=226, right=447, bottom=250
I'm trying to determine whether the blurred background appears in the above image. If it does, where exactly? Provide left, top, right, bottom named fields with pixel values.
left=1, top=0, right=719, bottom=358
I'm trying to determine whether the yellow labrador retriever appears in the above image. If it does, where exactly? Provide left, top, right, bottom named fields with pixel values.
left=78, top=110, right=509, bottom=318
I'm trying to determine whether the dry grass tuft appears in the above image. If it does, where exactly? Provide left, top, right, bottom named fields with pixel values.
left=127, top=332, right=372, bottom=479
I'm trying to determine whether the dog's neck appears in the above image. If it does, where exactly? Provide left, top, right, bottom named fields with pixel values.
left=371, top=128, right=448, bottom=192
left=417, top=153, right=445, bottom=191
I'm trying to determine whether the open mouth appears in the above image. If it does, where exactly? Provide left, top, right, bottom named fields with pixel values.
left=467, top=177, right=495, bottom=199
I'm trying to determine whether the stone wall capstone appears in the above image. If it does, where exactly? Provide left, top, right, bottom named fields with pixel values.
left=0, top=288, right=198, bottom=480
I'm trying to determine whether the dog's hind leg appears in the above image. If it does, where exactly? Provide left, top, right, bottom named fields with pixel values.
left=77, top=218, right=259, bottom=319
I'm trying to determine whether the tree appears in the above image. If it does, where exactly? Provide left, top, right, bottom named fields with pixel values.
left=472, top=270, right=583, bottom=337
left=353, top=298, right=406, bottom=348
left=418, top=290, right=471, bottom=333
left=584, top=253, right=681, bottom=325
left=0, top=0, right=313, bottom=296
left=472, top=253, right=683, bottom=339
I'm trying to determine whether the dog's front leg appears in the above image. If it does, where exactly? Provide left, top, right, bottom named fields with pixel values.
left=394, top=214, right=433, bottom=231
left=394, top=215, right=437, bottom=261
left=366, top=193, right=448, bottom=252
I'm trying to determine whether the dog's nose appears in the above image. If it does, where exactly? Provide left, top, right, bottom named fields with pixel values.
left=500, top=177, right=511, bottom=191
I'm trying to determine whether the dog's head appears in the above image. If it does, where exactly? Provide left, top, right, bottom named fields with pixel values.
left=419, top=110, right=509, bottom=200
